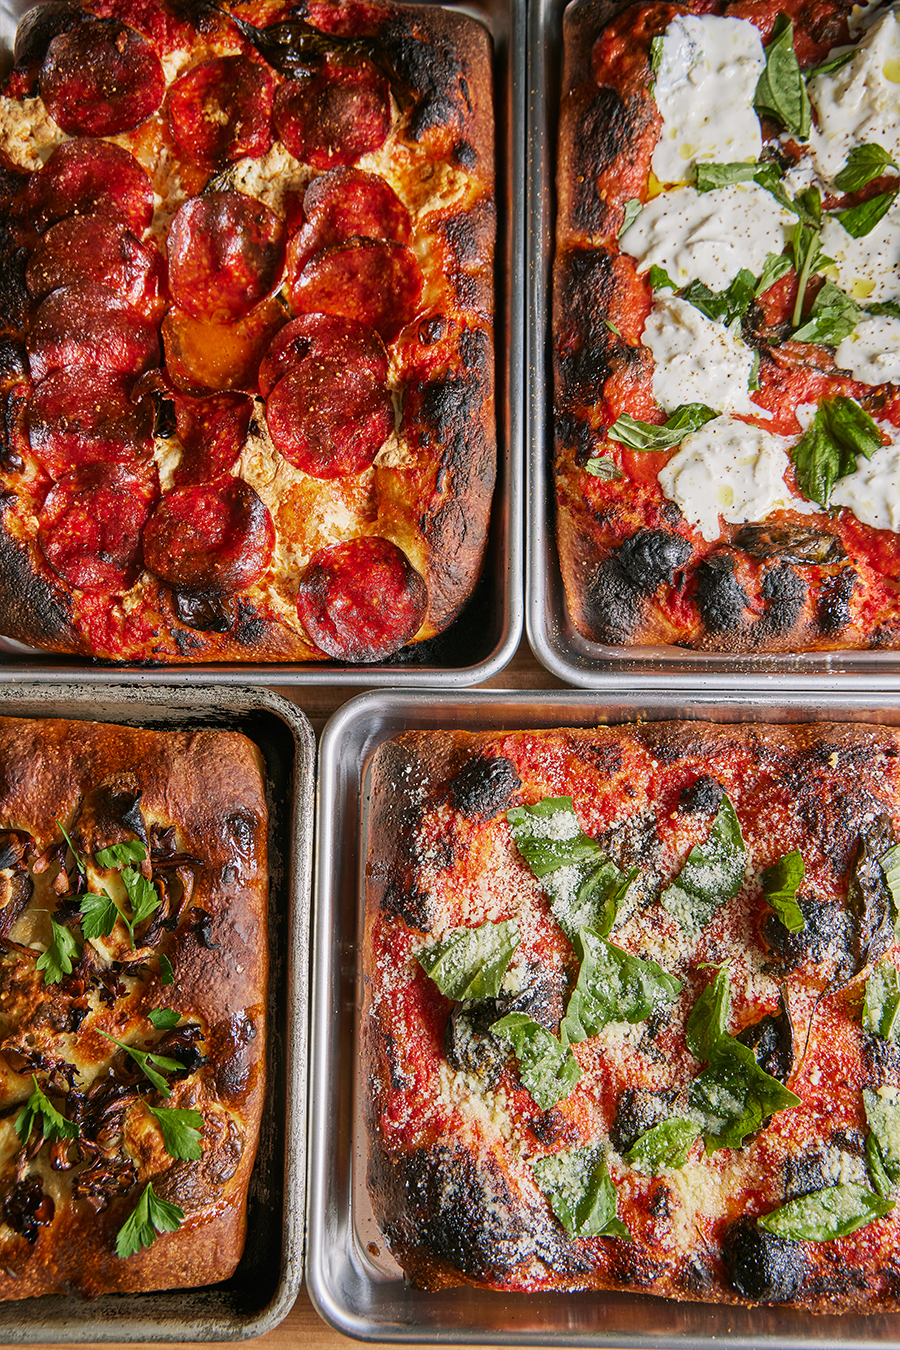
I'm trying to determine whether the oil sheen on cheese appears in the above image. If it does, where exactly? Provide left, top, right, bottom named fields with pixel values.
left=808, top=7, right=900, bottom=181
left=831, top=437, right=900, bottom=530
left=651, top=14, right=766, bottom=183
left=835, top=313, right=900, bottom=381
left=643, top=297, right=757, bottom=413
left=657, top=417, right=811, bottom=540
left=620, top=183, right=792, bottom=292
left=820, top=200, right=900, bottom=301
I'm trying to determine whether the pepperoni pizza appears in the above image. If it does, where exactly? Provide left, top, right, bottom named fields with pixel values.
left=0, top=0, right=494, bottom=663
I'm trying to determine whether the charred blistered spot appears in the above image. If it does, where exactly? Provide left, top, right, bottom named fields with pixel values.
left=234, top=600, right=267, bottom=646
left=598, top=811, right=662, bottom=908
left=608, top=1243, right=668, bottom=1287
left=618, top=529, right=693, bottom=594
left=382, top=23, right=465, bottom=140
left=449, top=754, right=521, bottom=820
left=761, top=894, right=853, bottom=973
left=570, top=89, right=634, bottom=236
left=721, top=1218, right=807, bottom=1303
left=381, top=876, right=434, bottom=931
left=226, top=809, right=261, bottom=865
left=0, top=221, right=30, bottom=332
left=0, top=1177, right=54, bottom=1242
left=733, top=522, right=847, bottom=566
left=555, top=411, right=596, bottom=466
left=817, top=567, right=857, bottom=637
left=736, top=992, right=793, bottom=1083
left=862, top=1029, right=900, bottom=1083
left=678, top=775, right=724, bottom=815
left=75, top=773, right=147, bottom=859
left=568, top=737, right=624, bottom=776
left=444, top=999, right=511, bottom=1086
left=440, top=202, right=493, bottom=270
left=0, top=513, right=77, bottom=646
left=173, top=589, right=234, bottom=633
left=694, top=553, right=750, bottom=634
left=609, top=1086, right=677, bottom=1154
left=0, top=337, right=27, bottom=386
left=648, top=1184, right=671, bottom=1219
left=584, top=530, right=691, bottom=645
left=782, top=1149, right=831, bottom=1202
left=453, top=139, right=476, bottom=168
left=755, top=564, right=807, bottom=641
left=676, top=1255, right=716, bottom=1295
left=556, top=248, right=617, bottom=400
left=458, top=326, right=491, bottom=381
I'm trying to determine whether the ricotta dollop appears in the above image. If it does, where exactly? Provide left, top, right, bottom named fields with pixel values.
left=808, top=8, right=900, bottom=182
left=643, top=296, right=757, bottom=414
left=820, top=200, right=900, bottom=301
left=830, top=437, right=900, bottom=530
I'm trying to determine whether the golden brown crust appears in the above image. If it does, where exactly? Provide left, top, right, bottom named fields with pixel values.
left=0, top=716, right=268, bottom=1300
left=364, top=721, right=900, bottom=1311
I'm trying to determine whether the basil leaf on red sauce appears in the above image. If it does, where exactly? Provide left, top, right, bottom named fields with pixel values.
left=758, top=1182, right=893, bottom=1241
left=492, top=1011, right=581, bottom=1109
left=834, top=189, right=898, bottom=239
left=619, top=198, right=643, bottom=236
left=863, top=961, right=900, bottom=1042
left=790, top=396, right=881, bottom=506
left=607, top=404, right=719, bottom=452
left=584, top=456, right=624, bottom=481
left=416, top=920, right=520, bottom=1001
left=660, top=796, right=747, bottom=934
left=560, top=929, right=682, bottom=1044
left=867, top=1130, right=896, bottom=1200
left=507, top=798, right=604, bottom=877
left=550, top=859, right=640, bottom=945
left=686, top=966, right=731, bottom=1061
left=878, top=842, right=900, bottom=931
left=687, top=1033, right=800, bottom=1152
left=791, top=221, right=832, bottom=326
left=792, top=281, right=860, bottom=345
left=623, top=1118, right=701, bottom=1174
left=755, top=249, right=793, bottom=297
left=533, top=1142, right=631, bottom=1239
left=761, top=850, right=806, bottom=933
left=834, top=143, right=899, bottom=193
left=753, top=14, right=811, bottom=139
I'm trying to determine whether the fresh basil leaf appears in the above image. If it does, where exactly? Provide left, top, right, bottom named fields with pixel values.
left=624, top=1118, right=701, bottom=1174
left=863, top=961, right=900, bottom=1042
left=753, top=13, right=811, bottom=139
left=584, top=456, right=624, bottom=481
left=507, top=798, right=604, bottom=877
left=866, top=300, right=900, bottom=320
left=115, top=1181, right=184, bottom=1260
left=492, top=1011, right=581, bottom=1109
left=790, top=396, right=881, bottom=506
left=879, top=843, right=900, bottom=931
left=681, top=269, right=756, bottom=325
left=749, top=347, right=761, bottom=391
left=755, top=250, right=793, bottom=297
left=688, top=1032, right=801, bottom=1151
left=95, top=840, right=147, bottom=869
left=660, top=796, right=747, bottom=934
left=807, top=47, right=854, bottom=79
left=605, top=319, right=622, bottom=338
left=686, top=966, right=731, bottom=1061
left=863, top=1086, right=900, bottom=1189
left=122, top=866, right=161, bottom=929
left=834, top=143, right=898, bottom=194
left=649, top=33, right=664, bottom=75
left=533, top=1142, right=630, bottom=1239
left=794, top=185, right=823, bottom=227
left=416, top=920, right=520, bottom=1001
left=619, top=198, right=642, bottom=236
left=148, top=1008, right=180, bottom=1030
left=791, top=221, right=832, bottom=327
left=834, top=189, right=898, bottom=239
left=761, top=850, right=806, bottom=933
left=79, top=890, right=122, bottom=941
left=648, top=264, right=677, bottom=292
left=758, top=1182, right=893, bottom=1240
left=560, top=928, right=682, bottom=1043
left=867, top=1128, right=895, bottom=1199
left=694, top=161, right=759, bottom=193
left=549, top=859, right=639, bottom=945
left=607, top=404, right=718, bottom=451
left=98, top=1030, right=183, bottom=1097
left=36, top=918, right=82, bottom=985
left=56, top=820, right=86, bottom=876
left=158, top=953, right=175, bottom=986
left=148, top=1105, right=203, bottom=1161
left=15, top=1074, right=77, bottom=1144
left=753, top=161, right=796, bottom=214
left=792, top=280, right=860, bottom=344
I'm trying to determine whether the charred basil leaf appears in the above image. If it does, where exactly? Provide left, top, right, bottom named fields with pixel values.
left=688, top=1033, right=800, bottom=1151
left=115, top=1181, right=184, bottom=1260
left=560, top=929, right=682, bottom=1044
left=660, top=795, right=747, bottom=934
left=864, top=961, right=900, bottom=1042
left=584, top=456, right=624, bottom=481
left=834, top=190, right=898, bottom=239
left=491, top=1011, right=581, bottom=1109
left=606, top=404, right=719, bottom=452
left=532, top=1142, right=630, bottom=1239
left=15, top=1074, right=77, bottom=1144
left=834, top=143, right=899, bottom=194
left=761, top=850, right=806, bottom=933
left=758, top=1182, right=893, bottom=1240
left=623, top=1118, right=701, bottom=1173
left=790, top=396, right=881, bottom=507
left=416, top=920, right=520, bottom=1001
left=507, top=798, right=603, bottom=877
left=753, top=14, right=811, bottom=139
left=686, top=966, right=731, bottom=1061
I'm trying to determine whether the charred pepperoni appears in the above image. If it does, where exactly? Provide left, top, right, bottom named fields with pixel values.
left=166, top=56, right=274, bottom=168
left=142, top=477, right=274, bottom=593
left=258, top=313, right=387, bottom=397
left=28, top=369, right=153, bottom=476
left=39, top=17, right=165, bottom=136
left=38, top=463, right=158, bottom=593
left=24, top=139, right=154, bottom=235
left=287, top=167, right=412, bottom=275
left=273, top=60, right=391, bottom=169
left=26, top=216, right=166, bottom=321
left=167, top=191, right=286, bottom=324
left=265, top=347, right=392, bottom=479
left=290, top=240, right=424, bottom=343
left=296, top=536, right=427, bottom=661
left=27, top=283, right=161, bottom=382
left=171, top=391, right=253, bottom=486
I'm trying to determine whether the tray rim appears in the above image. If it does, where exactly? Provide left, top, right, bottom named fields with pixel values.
left=0, top=681, right=313, bottom=1344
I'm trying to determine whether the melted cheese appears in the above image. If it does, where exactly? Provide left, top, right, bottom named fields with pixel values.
left=0, top=96, right=64, bottom=170
left=643, top=297, right=757, bottom=414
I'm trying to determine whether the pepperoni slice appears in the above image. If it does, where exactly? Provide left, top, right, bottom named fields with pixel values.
left=258, top=313, right=387, bottom=397
left=171, top=391, right=253, bottom=486
left=28, top=369, right=153, bottom=476
left=289, top=239, right=424, bottom=343
left=265, top=354, right=392, bottom=480
left=24, top=139, right=154, bottom=236
left=272, top=60, right=391, bottom=169
left=286, top=167, right=412, bottom=276
left=26, top=217, right=166, bottom=322
left=38, top=463, right=158, bottom=594
left=296, top=536, right=427, bottom=661
left=143, top=477, right=274, bottom=593
left=166, top=56, right=274, bottom=169
left=167, top=192, right=286, bottom=324
left=39, top=17, right=165, bottom=136
left=27, top=284, right=161, bottom=382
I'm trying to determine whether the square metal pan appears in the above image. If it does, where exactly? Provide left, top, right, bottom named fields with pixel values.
left=526, top=0, right=900, bottom=691
left=311, top=686, right=900, bottom=1347
left=0, top=682, right=313, bottom=1343
left=0, top=0, right=524, bottom=687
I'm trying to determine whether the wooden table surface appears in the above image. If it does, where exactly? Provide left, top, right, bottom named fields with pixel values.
left=25, top=635, right=575, bottom=1350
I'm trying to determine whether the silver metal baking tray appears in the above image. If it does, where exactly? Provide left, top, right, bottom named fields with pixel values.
left=526, top=0, right=900, bottom=690
left=0, top=0, right=523, bottom=687
left=0, top=682, right=313, bottom=1343
left=310, top=687, right=900, bottom=1347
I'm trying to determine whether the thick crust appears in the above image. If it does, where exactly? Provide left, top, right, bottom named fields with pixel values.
left=0, top=716, right=268, bottom=1300
left=364, top=722, right=900, bottom=1311
left=0, top=0, right=495, bottom=664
